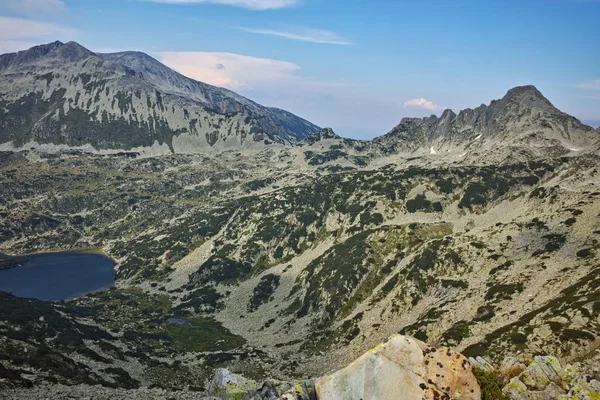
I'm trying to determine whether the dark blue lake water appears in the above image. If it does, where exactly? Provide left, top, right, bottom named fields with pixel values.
left=0, top=252, right=116, bottom=301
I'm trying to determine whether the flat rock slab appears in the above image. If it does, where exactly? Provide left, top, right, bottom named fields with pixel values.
left=315, top=334, right=480, bottom=400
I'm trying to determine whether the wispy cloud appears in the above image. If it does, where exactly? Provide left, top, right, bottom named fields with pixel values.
left=573, top=79, right=600, bottom=90
left=157, top=51, right=363, bottom=91
left=157, top=51, right=301, bottom=89
left=140, top=0, right=299, bottom=10
left=0, top=0, right=67, bottom=14
left=0, top=16, right=75, bottom=53
left=403, top=98, right=445, bottom=112
left=239, top=27, right=352, bottom=45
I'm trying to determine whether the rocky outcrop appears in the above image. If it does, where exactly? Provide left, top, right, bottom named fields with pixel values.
left=374, top=85, right=599, bottom=163
left=470, top=353, right=600, bottom=400
left=315, top=334, right=480, bottom=400
left=207, top=368, right=315, bottom=400
left=504, top=356, right=600, bottom=400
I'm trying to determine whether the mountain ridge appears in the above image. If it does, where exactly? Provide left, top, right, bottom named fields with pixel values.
left=0, top=41, right=320, bottom=153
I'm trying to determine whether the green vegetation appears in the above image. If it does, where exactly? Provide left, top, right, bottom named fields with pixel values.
left=174, top=286, right=222, bottom=315
left=189, top=256, right=253, bottom=285
left=167, top=317, right=246, bottom=352
left=485, top=283, right=524, bottom=302
left=248, top=274, right=281, bottom=311
left=472, top=368, right=508, bottom=400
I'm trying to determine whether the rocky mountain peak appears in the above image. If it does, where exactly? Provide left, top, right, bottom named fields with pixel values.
left=0, top=41, right=96, bottom=71
left=373, top=85, right=599, bottom=162
left=51, top=41, right=96, bottom=62
left=496, top=84, right=555, bottom=113
left=0, top=40, right=64, bottom=70
left=504, top=84, right=545, bottom=100
left=439, top=109, right=456, bottom=122
left=0, top=41, right=320, bottom=152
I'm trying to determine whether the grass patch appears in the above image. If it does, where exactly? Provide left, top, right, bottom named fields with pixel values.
left=167, top=317, right=245, bottom=352
left=472, top=368, right=508, bottom=400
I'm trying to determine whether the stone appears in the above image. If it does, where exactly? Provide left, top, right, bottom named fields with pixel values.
left=470, top=356, right=496, bottom=371
left=504, top=377, right=564, bottom=400
left=252, top=379, right=315, bottom=400
left=205, top=369, right=315, bottom=400
left=518, top=356, right=562, bottom=391
left=207, top=368, right=258, bottom=400
left=504, top=377, right=529, bottom=400
left=561, top=375, right=600, bottom=399
left=502, top=355, right=600, bottom=400
left=501, top=356, right=527, bottom=373
left=279, top=383, right=316, bottom=400
left=315, top=334, right=480, bottom=400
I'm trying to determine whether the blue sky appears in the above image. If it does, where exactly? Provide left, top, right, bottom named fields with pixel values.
left=0, top=0, right=598, bottom=138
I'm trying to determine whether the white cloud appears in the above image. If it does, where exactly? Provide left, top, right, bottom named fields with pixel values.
left=157, top=51, right=301, bottom=90
left=0, top=16, right=75, bottom=53
left=403, top=98, right=445, bottom=111
left=157, top=51, right=365, bottom=92
left=0, top=0, right=67, bottom=13
left=140, top=0, right=298, bottom=10
left=573, top=79, right=600, bottom=90
left=239, top=27, right=352, bottom=45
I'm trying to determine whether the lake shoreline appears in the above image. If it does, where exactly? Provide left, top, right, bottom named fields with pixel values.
left=0, top=247, right=113, bottom=262
left=0, top=255, right=30, bottom=270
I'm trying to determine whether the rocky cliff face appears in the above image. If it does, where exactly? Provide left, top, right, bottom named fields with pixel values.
left=375, top=86, right=598, bottom=164
left=0, top=41, right=319, bottom=153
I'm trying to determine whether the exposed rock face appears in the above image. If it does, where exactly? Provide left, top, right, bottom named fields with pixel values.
left=375, top=85, right=599, bottom=163
left=315, top=335, right=480, bottom=400
left=0, top=41, right=319, bottom=152
left=503, top=356, right=600, bottom=400
left=207, top=368, right=315, bottom=400
left=470, top=353, right=600, bottom=400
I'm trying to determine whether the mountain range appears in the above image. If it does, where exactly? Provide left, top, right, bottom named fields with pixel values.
left=1, top=42, right=598, bottom=161
left=0, top=41, right=320, bottom=154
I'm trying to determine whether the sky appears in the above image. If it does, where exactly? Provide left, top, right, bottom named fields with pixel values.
left=0, top=0, right=598, bottom=138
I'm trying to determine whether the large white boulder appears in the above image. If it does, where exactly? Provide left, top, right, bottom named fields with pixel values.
left=315, top=334, right=480, bottom=400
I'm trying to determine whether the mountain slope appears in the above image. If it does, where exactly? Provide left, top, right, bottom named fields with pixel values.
left=375, top=86, right=598, bottom=164
left=0, top=85, right=599, bottom=396
left=0, top=41, right=319, bottom=153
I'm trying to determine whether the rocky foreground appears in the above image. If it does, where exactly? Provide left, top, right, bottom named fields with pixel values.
left=2, top=334, right=599, bottom=400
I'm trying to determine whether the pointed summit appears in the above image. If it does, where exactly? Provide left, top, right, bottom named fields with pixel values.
left=375, top=85, right=598, bottom=162
left=505, top=85, right=542, bottom=97
left=501, top=85, right=553, bottom=108
left=52, top=41, right=95, bottom=62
